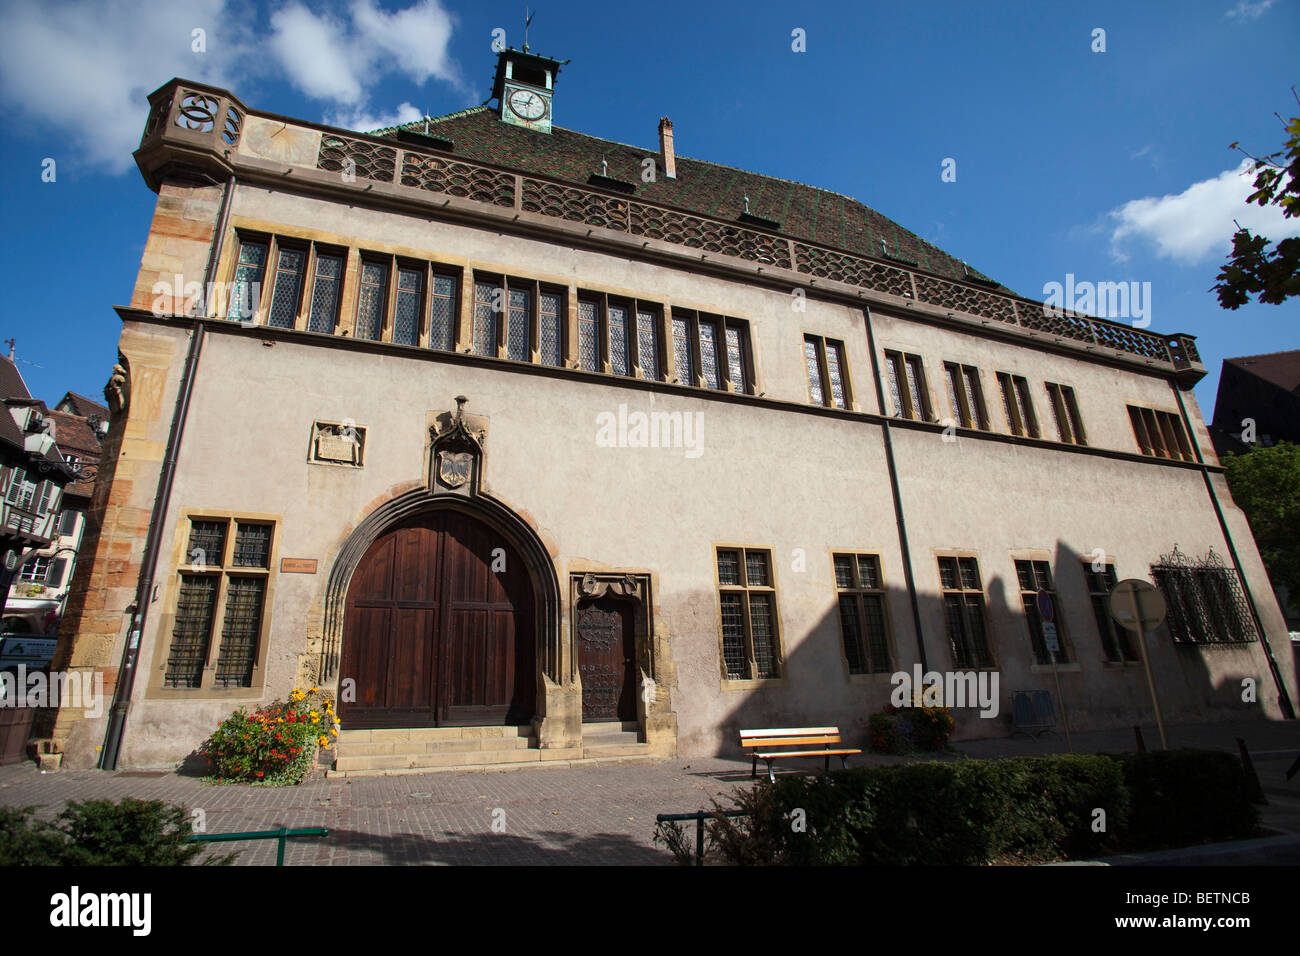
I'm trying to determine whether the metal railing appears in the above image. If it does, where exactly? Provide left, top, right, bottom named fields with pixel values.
left=655, top=811, right=748, bottom=866
left=188, top=826, right=329, bottom=865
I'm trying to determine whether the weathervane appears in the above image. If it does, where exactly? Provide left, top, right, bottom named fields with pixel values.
left=523, top=7, right=535, bottom=52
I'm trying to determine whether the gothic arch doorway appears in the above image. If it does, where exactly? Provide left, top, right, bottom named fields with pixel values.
left=338, top=509, right=536, bottom=729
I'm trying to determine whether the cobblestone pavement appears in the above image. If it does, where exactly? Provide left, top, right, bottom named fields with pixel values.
left=0, top=756, right=755, bottom=866
left=2, top=717, right=1296, bottom=865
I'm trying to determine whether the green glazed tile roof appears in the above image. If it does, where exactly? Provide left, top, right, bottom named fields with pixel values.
left=373, top=107, right=1004, bottom=290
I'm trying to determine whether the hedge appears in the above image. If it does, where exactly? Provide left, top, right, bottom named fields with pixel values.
left=684, top=749, right=1257, bottom=865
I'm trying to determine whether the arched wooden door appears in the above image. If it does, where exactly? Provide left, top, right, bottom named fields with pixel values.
left=339, top=510, right=535, bottom=728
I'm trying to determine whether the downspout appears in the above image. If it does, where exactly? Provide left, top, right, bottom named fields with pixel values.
left=100, top=175, right=237, bottom=769
left=1169, top=381, right=1295, bottom=719
left=862, top=307, right=928, bottom=670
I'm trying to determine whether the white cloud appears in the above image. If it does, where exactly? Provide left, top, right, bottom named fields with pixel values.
left=1225, top=0, right=1275, bottom=20
left=0, top=0, right=460, bottom=173
left=0, top=0, right=252, bottom=173
left=326, top=101, right=425, bottom=133
left=1108, top=159, right=1300, bottom=265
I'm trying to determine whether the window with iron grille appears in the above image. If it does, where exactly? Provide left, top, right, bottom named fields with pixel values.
left=1083, top=561, right=1137, bottom=662
left=1045, top=382, right=1087, bottom=445
left=883, top=350, right=931, bottom=421
left=832, top=553, right=891, bottom=673
left=805, top=335, right=850, bottom=409
left=1150, top=547, right=1256, bottom=644
left=717, top=547, right=781, bottom=680
left=1014, top=559, right=1070, bottom=664
left=996, top=372, right=1039, bottom=437
left=942, top=361, right=989, bottom=430
left=937, top=556, right=995, bottom=668
left=1127, top=405, right=1195, bottom=461
left=672, top=310, right=751, bottom=393
left=164, top=516, right=275, bottom=689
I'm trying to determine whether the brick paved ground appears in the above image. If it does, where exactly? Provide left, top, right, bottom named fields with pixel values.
left=2, top=716, right=1296, bottom=865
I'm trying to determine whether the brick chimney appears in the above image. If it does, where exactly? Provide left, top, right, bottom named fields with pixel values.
left=658, top=117, right=676, bottom=180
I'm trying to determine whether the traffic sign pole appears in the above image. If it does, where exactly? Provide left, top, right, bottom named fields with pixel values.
left=1131, top=588, right=1168, bottom=751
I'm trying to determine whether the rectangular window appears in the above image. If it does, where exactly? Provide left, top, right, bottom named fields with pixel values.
left=883, top=350, right=931, bottom=420
left=473, top=277, right=565, bottom=364
left=59, top=509, right=81, bottom=537
left=575, top=294, right=669, bottom=380
left=937, top=556, right=995, bottom=668
left=18, top=556, right=51, bottom=583
left=805, top=336, right=850, bottom=409
left=507, top=286, right=531, bottom=361
left=473, top=279, right=500, bottom=357
left=1083, top=561, right=1136, bottom=662
left=393, top=265, right=423, bottom=346
left=996, top=372, right=1039, bottom=437
left=307, top=252, right=344, bottom=333
left=226, top=238, right=268, bottom=322
left=637, top=308, right=660, bottom=380
left=717, top=547, right=781, bottom=680
left=1127, top=405, right=1195, bottom=461
left=267, top=245, right=307, bottom=329
left=164, top=516, right=275, bottom=689
left=1014, top=559, right=1070, bottom=665
left=1045, top=383, right=1086, bottom=445
left=355, top=259, right=389, bottom=341
left=942, top=362, right=989, bottom=429
left=672, top=311, right=751, bottom=393
left=540, top=291, right=564, bottom=367
left=428, top=272, right=458, bottom=351
left=833, top=553, right=891, bottom=673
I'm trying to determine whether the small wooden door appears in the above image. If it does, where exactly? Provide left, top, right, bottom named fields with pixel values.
left=339, top=511, right=534, bottom=729
left=576, top=598, right=637, bottom=722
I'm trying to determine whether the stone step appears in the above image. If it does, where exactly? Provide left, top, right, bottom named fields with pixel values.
left=341, top=735, right=535, bottom=757
left=581, top=721, right=639, bottom=737
left=341, top=725, right=532, bottom=744
left=581, top=741, right=652, bottom=759
left=326, top=750, right=661, bottom=779
left=334, top=746, right=581, bottom=773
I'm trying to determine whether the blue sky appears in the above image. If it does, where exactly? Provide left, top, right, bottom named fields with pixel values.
left=0, top=0, right=1296, bottom=417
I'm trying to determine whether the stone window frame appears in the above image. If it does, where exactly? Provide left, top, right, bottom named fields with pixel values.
left=830, top=550, right=895, bottom=679
left=1126, top=404, right=1195, bottom=461
left=1045, top=382, right=1087, bottom=446
left=671, top=309, right=754, bottom=395
left=882, top=349, right=933, bottom=422
left=1012, top=556, right=1074, bottom=667
left=473, top=271, right=568, bottom=366
left=575, top=290, right=664, bottom=380
left=804, top=333, right=852, bottom=410
left=941, top=361, right=990, bottom=431
left=714, top=544, right=785, bottom=685
left=148, top=509, right=281, bottom=701
left=995, top=370, right=1040, bottom=438
left=934, top=552, right=997, bottom=670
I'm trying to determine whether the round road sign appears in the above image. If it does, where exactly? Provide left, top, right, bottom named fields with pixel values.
left=1109, top=579, right=1167, bottom=632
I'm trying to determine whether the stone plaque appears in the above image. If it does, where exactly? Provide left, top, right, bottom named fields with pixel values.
left=280, top=558, right=318, bottom=574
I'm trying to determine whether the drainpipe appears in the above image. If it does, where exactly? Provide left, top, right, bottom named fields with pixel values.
left=862, top=307, right=928, bottom=670
left=100, top=175, right=237, bottom=769
left=1169, top=382, right=1295, bottom=719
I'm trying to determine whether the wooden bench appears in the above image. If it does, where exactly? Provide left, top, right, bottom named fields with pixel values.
left=740, top=726, right=862, bottom=783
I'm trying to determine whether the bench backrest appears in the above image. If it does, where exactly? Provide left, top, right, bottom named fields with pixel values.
left=740, top=727, right=841, bottom=749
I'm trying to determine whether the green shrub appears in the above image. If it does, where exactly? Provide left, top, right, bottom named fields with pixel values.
left=201, top=686, right=338, bottom=785
left=696, top=749, right=1247, bottom=865
left=0, top=800, right=236, bottom=866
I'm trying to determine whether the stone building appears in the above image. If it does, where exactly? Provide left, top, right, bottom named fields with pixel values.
left=47, top=47, right=1296, bottom=772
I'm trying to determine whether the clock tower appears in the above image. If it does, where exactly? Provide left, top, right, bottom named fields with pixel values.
left=492, top=46, right=565, bottom=134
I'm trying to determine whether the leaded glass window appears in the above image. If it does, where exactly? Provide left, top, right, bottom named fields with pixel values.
left=672, top=317, right=693, bottom=385
left=268, top=247, right=306, bottom=329
left=609, top=303, right=629, bottom=376
left=725, top=326, right=747, bottom=393
left=429, top=273, right=456, bottom=350
left=474, top=280, right=500, bottom=357
left=355, top=261, right=387, bottom=341
left=805, top=338, right=825, bottom=405
left=227, top=240, right=267, bottom=322
left=834, top=553, right=891, bottom=674
left=698, top=319, right=722, bottom=389
left=507, top=287, right=531, bottom=361
left=825, top=342, right=846, bottom=408
left=717, top=547, right=782, bottom=680
left=393, top=267, right=422, bottom=346
left=578, top=299, right=599, bottom=371
left=636, top=309, right=659, bottom=380
left=937, top=556, right=994, bottom=668
left=308, top=253, right=342, bottom=333
left=540, top=291, right=563, bottom=366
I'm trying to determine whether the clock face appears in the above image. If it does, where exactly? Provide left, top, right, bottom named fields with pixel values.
left=508, top=88, right=547, bottom=121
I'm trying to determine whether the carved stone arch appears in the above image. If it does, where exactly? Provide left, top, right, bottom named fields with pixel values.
left=319, top=488, right=562, bottom=690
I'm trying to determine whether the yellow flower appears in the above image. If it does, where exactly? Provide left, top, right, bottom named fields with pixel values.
left=318, top=735, right=329, bottom=746
left=309, top=687, right=318, bottom=693
left=330, top=728, right=338, bottom=737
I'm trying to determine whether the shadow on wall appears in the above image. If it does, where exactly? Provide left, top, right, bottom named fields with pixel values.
left=688, top=538, right=1282, bottom=761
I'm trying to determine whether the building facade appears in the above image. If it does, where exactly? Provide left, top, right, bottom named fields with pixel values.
left=47, top=49, right=1297, bottom=771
